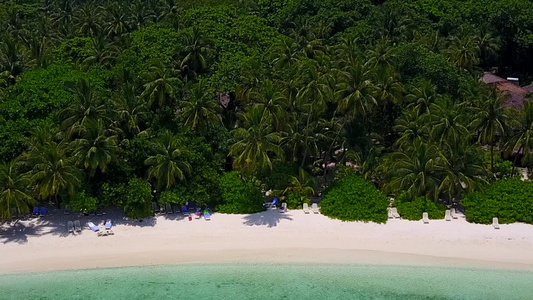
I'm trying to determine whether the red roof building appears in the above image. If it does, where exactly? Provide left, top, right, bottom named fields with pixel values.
left=481, top=72, right=532, bottom=109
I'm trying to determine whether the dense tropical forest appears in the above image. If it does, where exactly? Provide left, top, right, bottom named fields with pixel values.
left=2, top=0, right=533, bottom=222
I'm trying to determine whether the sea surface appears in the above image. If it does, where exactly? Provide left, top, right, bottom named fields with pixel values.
left=1, top=263, right=532, bottom=299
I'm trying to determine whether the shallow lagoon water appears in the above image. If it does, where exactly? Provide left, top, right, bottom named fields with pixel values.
left=1, top=263, right=533, bottom=299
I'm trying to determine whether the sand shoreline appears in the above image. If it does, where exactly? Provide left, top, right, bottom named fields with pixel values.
left=2, top=209, right=533, bottom=274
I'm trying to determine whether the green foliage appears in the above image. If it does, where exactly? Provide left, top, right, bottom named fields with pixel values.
left=123, top=178, right=153, bottom=220
left=100, top=182, right=127, bottom=207
left=285, top=191, right=308, bottom=210
left=462, top=179, right=533, bottom=224
left=395, top=193, right=446, bottom=221
left=217, top=171, right=264, bottom=214
left=320, top=175, right=389, bottom=223
left=69, top=192, right=98, bottom=214
left=159, top=190, right=181, bottom=205
left=260, top=162, right=298, bottom=191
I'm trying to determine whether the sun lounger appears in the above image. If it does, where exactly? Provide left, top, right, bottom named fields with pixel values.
left=40, top=207, right=47, bottom=216
left=64, top=205, right=71, bottom=215
left=422, top=212, right=429, bottom=224
left=87, top=222, right=99, bottom=232
left=181, top=205, right=189, bottom=216
left=492, top=217, right=500, bottom=229
left=445, top=210, right=451, bottom=221
left=166, top=203, right=173, bottom=214
left=67, top=221, right=74, bottom=234
left=32, top=207, right=39, bottom=216
left=311, top=203, right=319, bottom=214
left=74, top=220, right=82, bottom=232
left=195, top=208, right=202, bottom=219
left=279, top=202, right=287, bottom=213
left=391, top=207, right=400, bottom=219
left=105, top=219, right=112, bottom=230
left=451, top=208, right=459, bottom=219
left=303, top=203, right=310, bottom=214
left=152, top=202, right=160, bottom=213
left=204, top=210, right=211, bottom=221
left=159, top=204, right=166, bottom=214
left=388, top=207, right=394, bottom=219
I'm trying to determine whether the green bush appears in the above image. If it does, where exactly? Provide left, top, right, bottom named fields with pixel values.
left=395, top=193, right=446, bottom=220
left=69, top=192, right=98, bottom=214
left=462, top=179, right=533, bottom=224
left=284, top=191, right=309, bottom=210
left=320, top=175, right=389, bottom=223
left=217, top=171, right=264, bottom=214
left=99, top=183, right=127, bottom=207
left=159, top=190, right=182, bottom=205
left=123, top=178, right=153, bottom=220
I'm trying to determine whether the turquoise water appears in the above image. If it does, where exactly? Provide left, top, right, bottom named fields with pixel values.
left=1, top=264, right=532, bottom=299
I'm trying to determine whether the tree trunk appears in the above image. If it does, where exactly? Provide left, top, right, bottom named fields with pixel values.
left=490, top=142, right=494, bottom=181
left=511, top=145, right=523, bottom=175
left=55, top=193, right=60, bottom=209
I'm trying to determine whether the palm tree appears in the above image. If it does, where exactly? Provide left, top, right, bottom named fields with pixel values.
left=393, top=108, right=430, bottom=149
left=180, top=27, right=211, bottom=76
left=114, top=83, right=149, bottom=138
left=253, top=80, right=288, bottom=131
left=0, top=34, right=25, bottom=85
left=446, top=25, right=480, bottom=70
left=140, top=59, right=181, bottom=108
left=229, top=105, right=284, bottom=174
left=104, top=2, right=132, bottom=38
left=60, top=78, right=109, bottom=137
left=383, top=138, right=445, bottom=201
left=282, top=168, right=316, bottom=200
left=0, top=161, right=36, bottom=221
left=29, top=141, right=82, bottom=207
left=73, top=4, right=103, bottom=36
left=429, top=97, right=469, bottom=146
left=335, top=63, right=377, bottom=121
left=178, top=79, right=222, bottom=132
left=71, top=119, right=118, bottom=177
left=508, top=100, right=533, bottom=171
left=405, top=80, right=440, bottom=117
left=469, top=88, right=513, bottom=174
left=145, top=131, right=191, bottom=190
left=272, top=37, right=300, bottom=71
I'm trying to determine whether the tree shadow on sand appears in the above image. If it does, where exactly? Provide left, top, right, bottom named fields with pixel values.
left=241, top=210, right=293, bottom=228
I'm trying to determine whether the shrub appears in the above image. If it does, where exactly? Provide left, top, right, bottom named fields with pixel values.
left=462, top=179, right=533, bottom=224
left=123, top=178, right=153, bottom=220
left=320, top=175, right=389, bottom=223
left=159, top=190, right=182, bottom=205
left=284, top=191, right=309, bottom=210
left=69, top=192, right=98, bottom=214
left=217, top=171, right=264, bottom=214
left=395, top=193, right=446, bottom=221
left=100, top=183, right=127, bottom=207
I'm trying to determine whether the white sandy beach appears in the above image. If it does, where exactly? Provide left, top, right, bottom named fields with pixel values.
left=2, top=208, right=533, bottom=273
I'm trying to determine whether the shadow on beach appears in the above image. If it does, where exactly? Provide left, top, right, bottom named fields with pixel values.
left=242, top=210, right=293, bottom=228
left=0, top=207, right=161, bottom=244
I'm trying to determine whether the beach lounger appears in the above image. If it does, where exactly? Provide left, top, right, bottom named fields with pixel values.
left=451, top=208, right=459, bottom=219
left=195, top=208, right=202, bottom=219
left=74, top=220, right=82, bottom=232
left=445, top=210, right=451, bottom=221
left=388, top=207, right=394, bottom=219
left=40, top=207, right=47, bottom=216
left=64, top=205, right=71, bottom=215
left=492, top=217, right=500, bottom=229
left=105, top=219, right=112, bottom=230
left=391, top=207, right=400, bottom=219
left=181, top=205, right=189, bottom=216
left=279, top=202, right=287, bottom=213
left=67, top=221, right=74, bottom=234
left=32, top=207, right=39, bottom=216
left=151, top=202, right=160, bottom=213
left=204, top=210, right=211, bottom=221
left=422, top=212, right=429, bottom=224
left=87, top=222, right=99, bottom=232
left=166, top=203, right=173, bottom=214
left=311, top=203, right=319, bottom=214
left=159, top=204, right=166, bottom=214
left=303, top=203, right=310, bottom=214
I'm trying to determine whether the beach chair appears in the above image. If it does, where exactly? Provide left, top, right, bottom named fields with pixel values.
left=204, top=210, right=211, bottom=221
left=39, top=207, right=47, bottom=216
left=105, top=219, right=112, bottom=230
left=87, top=221, right=99, bottom=232
left=64, top=205, right=71, bottom=215
left=422, top=212, right=429, bottom=224
left=311, top=203, right=319, bottom=214
left=166, top=203, right=173, bottom=214
left=181, top=205, right=189, bottom=216
left=388, top=207, right=394, bottom=219
left=391, top=207, right=400, bottom=219
left=67, top=221, right=74, bottom=234
left=445, top=210, right=451, bottom=221
left=74, top=220, right=82, bottom=232
left=264, top=197, right=279, bottom=209
left=451, top=208, right=459, bottom=219
left=151, top=202, right=160, bottom=213
left=492, top=217, right=500, bottom=229
left=279, top=202, right=287, bottom=213
left=303, top=203, right=310, bottom=214
left=32, top=207, right=39, bottom=216
left=195, top=208, right=202, bottom=219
